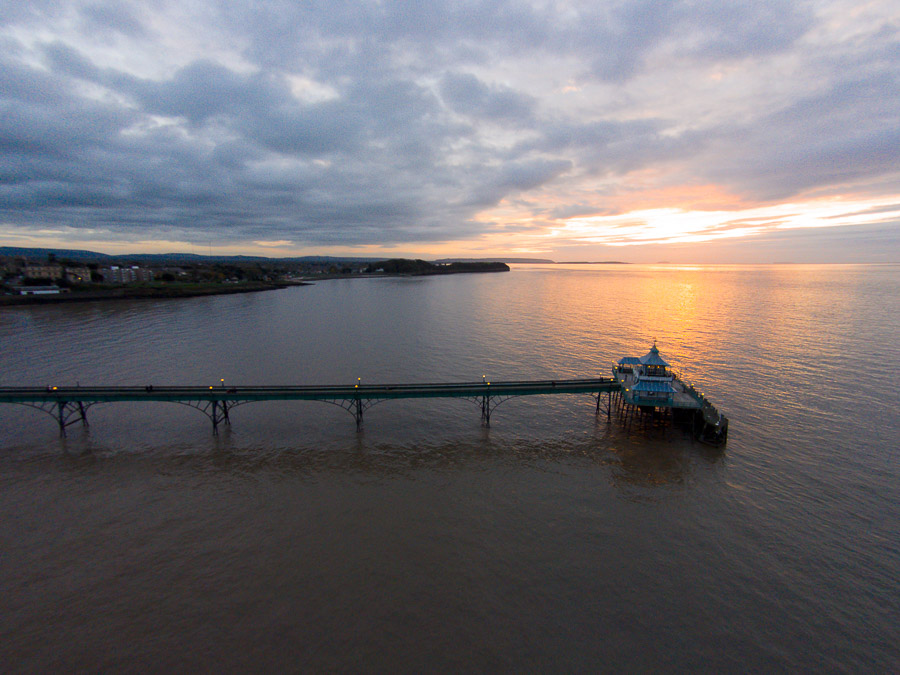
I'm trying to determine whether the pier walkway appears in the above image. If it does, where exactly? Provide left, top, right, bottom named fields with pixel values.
left=0, top=378, right=626, bottom=436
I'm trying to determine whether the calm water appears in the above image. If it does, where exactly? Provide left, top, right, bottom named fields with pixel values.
left=1, top=264, right=898, bottom=672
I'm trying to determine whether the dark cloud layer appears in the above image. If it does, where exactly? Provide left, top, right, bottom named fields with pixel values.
left=0, top=0, right=897, bottom=254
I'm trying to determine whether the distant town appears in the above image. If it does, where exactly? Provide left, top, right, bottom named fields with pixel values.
left=0, top=248, right=515, bottom=304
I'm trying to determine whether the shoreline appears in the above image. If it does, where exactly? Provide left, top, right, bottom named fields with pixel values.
left=0, top=281, right=297, bottom=306
left=1, top=265, right=511, bottom=306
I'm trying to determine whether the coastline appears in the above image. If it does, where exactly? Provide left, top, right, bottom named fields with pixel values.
left=1, top=263, right=511, bottom=306
left=0, top=281, right=296, bottom=306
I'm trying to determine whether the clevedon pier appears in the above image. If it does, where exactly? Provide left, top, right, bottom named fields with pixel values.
left=0, top=345, right=728, bottom=445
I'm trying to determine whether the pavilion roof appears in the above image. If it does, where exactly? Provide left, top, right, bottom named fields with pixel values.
left=639, top=344, right=669, bottom=367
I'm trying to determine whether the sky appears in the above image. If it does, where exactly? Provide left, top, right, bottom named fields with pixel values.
left=0, top=0, right=898, bottom=262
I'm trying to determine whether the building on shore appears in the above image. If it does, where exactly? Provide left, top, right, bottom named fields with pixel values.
left=65, top=266, right=92, bottom=284
left=101, top=266, right=155, bottom=284
left=15, top=285, right=63, bottom=295
left=23, top=263, right=64, bottom=281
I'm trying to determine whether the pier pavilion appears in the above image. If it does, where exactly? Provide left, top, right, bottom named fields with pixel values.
left=613, top=343, right=728, bottom=444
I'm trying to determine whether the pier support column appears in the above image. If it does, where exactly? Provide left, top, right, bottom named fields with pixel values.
left=53, top=401, right=89, bottom=437
left=481, top=395, right=491, bottom=427
left=354, top=398, right=364, bottom=432
left=211, top=400, right=220, bottom=435
left=57, top=401, right=67, bottom=438
left=593, top=391, right=614, bottom=423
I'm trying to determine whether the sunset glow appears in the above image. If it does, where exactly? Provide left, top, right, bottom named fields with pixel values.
left=552, top=198, right=900, bottom=247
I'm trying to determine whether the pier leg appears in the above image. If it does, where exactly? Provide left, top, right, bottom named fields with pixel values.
left=57, top=401, right=67, bottom=438
left=481, top=395, right=491, bottom=427
left=354, top=398, right=364, bottom=432
left=221, top=400, right=231, bottom=427
left=77, top=401, right=89, bottom=427
left=211, top=400, right=219, bottom=435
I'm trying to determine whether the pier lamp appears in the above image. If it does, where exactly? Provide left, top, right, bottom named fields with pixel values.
left=220, top=379, right=225, bottom=388
left=483, top=375, right=486, bottom=384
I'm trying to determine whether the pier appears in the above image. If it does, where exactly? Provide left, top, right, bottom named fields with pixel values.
left=0, top=378, right=618, bottom=435
left=0, top=347, right=728, bottom=444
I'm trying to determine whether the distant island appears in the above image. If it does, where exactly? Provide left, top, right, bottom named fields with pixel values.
left=365, top=259, right=509, bottom=275
left=434, top=257, right=555, bottom=264
left=0, top=248, right=510, bottom=305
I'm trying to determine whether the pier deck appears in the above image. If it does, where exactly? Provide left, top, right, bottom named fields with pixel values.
left=0, top=378, right=618, bottom=404
left=0, top=378, right=619, bottom=436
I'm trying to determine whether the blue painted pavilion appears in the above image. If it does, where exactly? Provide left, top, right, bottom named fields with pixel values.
left=615, top=343, right=677, bottom=406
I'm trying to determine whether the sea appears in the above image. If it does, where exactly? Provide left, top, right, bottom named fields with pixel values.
left=1, top=263, right=898, bottom=672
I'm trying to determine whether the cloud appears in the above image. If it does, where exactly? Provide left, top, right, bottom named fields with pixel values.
left=698, top=70, right=900, bottom=201
left=0, top=0, right=896, bottom=259
left=440, top=72, right=536, bottom=123
left=672, top=0, right=813, bottom=59
left=79, top=2, right=147, bottom=38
